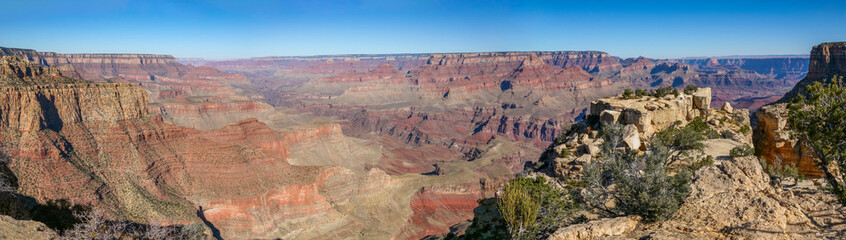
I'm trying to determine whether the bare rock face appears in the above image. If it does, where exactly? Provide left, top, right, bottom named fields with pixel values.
left=621, top=124, right=640, bottom=150
left=779, top=41, right=846, bottom=103
left=637, top=156, right=824, bottom=239
left=753, top=104, right=821, bottom=177
left=550, top=216, right=640, bottom=240
left=590, top=88, right=711, bottom=137
left=752, top=42, right=846, bottom=177
left=0, top=215, right=57, bottom=239
left=0, top=47, right=274, bottom=131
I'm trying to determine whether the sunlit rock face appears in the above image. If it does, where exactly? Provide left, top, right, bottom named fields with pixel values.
left=753, top=42, right=846, bottom=178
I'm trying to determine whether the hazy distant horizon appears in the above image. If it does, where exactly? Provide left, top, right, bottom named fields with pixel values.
left=0, top=44, right=813, bottom=62
left=1, top=0, right=843, bottom=59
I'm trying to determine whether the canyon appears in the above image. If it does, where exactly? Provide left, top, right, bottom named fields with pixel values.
left=0, top=44, right=818, bottom=239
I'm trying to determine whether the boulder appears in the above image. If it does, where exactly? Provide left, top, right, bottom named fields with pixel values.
left=599, top=110, right=620, bottom=125
left=622, top=124, right=641, bottom=150
left=721, top=102, right=733, bottom=113
left=692, top=88, right=711, bottom=110
left=582, top=141, right=600, bottom=155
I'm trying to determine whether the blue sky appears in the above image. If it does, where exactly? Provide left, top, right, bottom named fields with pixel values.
left=1, top=0, right=844, bottom=59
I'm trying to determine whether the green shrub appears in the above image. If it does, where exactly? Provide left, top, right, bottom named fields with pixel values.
left=759, top=157, right=804, bottom=183
left=653, top=86, right=680, bottom=98
left=496, top=176, right=577, bottom=239
left=583, top=124, right=691, bottom=222
left=691, top=155, right=714, bottom=170
left=636, top=89, right=647, bottom=97
left=622, top=89, right=636, bottom=99
left=497, top=180, right=539, bottom=238
left=729, top=144, right=755, bottom=158
left=559, top=148, right=570, bottom=158
left=683, top=84, right=699, bottom=95
left=655, top=124, right=705, bottom=151
left=739, top=125, right=751, bottom=134
left=788, top=76, right=846, bottom=203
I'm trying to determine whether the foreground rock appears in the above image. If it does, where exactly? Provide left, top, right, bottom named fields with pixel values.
left=626, top=156, right=844, bottom=239
left=550, top=216, right=640, bottom=240
left=0, top=215, right=57, bottom=239
left=544, top=156, right=845, bottom=239
left=547, top=87, right=751, bottom=180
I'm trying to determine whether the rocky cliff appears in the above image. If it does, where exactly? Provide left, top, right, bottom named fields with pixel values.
left=0, top=47, right=275, bottom=131
left=0, top=56, right=531, bottom=239
left=753, top=42, right=846, bottom=178
left=779, top=42, right=846, bottom=103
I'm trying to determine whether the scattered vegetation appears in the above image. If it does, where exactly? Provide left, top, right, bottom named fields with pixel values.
left=729, top=144, right=755, bottom=158
left=653, top=86, right=680, bottom=98
left=559, top=148, right=571, bottom=158
left=690, top=155, right=715, bottom=170
left=654, top=119, right=707, bottom=152
left=759, top=157, right=804, bottom=187
left=496, top=176, right=578, bottom=239
left=57, top=208, right=206, bottom=240
left=581, top=124, right=691, bottom=222
left=788, top=75, right=846, bottom=204
left=622, top=89, right=636, bottom=99
left=739, top=125, right=751, bottom=134
left=620, top=86, right=682, bottom=100
left=683, top=84, right=699, bottom=95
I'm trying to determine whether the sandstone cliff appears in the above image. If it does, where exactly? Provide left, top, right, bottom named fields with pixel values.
left=0, top=47, right=278, bottom=131
left=753, top=42, right=846, bottom=178
left=779, top=42, right=846, bottom=103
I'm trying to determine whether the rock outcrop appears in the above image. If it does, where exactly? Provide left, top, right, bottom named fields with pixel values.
left=545, top=87, right=752, bottom=180
left=550, top=216, right=640, bottom=240
left=590, top=88, right=712, bottom=138
left=0, top=47, right=275, bottom=131
left=753, top=42, right=846, bottom=177
left=754, top=104, right=822, bottom=177
left=0, top=215, right=57, bottom=239
left=624, top=156, right=844, bottom=239
left=779, top=42, right=846, bottom=103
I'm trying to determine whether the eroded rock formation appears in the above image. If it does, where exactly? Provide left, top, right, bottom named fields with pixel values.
left=754, top=42, right=846, bottom=178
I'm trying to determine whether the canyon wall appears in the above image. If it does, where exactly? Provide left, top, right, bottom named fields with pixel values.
left=779, top=42, right=846, bottom=103
left=0, top=47, right=279, bottom=131
left=754, top=42, right=846, bottom=177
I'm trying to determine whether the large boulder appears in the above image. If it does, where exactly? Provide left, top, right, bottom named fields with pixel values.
left=721, top=102, right=733, bottom=113
left=692, top=87, right=711, bottom=110
left=622, top=124, right=641, bottom=150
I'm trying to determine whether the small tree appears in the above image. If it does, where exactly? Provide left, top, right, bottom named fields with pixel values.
left=729, top=144, right=755, bottom=158
left=622, top=89, right=636, bottom=99
left=496, top=179, right=540, bottom=238
left=582, top=123, right=691, bottom=222
left=683, top=84, right=699, bottom=95
left=496, top=176, right=577, bottom=239
left=788, top=76, right=846, bottom=204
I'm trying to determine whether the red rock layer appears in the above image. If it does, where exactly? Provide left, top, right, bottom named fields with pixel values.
left=400, top=185, right=482, bottom=239
left=0, top=47, right=264, bottom=130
